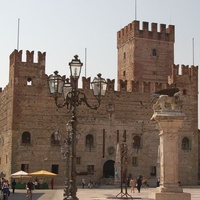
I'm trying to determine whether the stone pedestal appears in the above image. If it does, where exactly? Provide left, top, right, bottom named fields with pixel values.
left=149, top=111, right=191, bottom=200
left=149, top=190, right=191, bottom=200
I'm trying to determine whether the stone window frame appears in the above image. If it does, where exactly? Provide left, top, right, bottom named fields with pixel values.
left=22, top=132, right=31, bottom=144
left=132, top=135, right=142, bottom=150
left=86, top=134, right=94, bottom=147
left=21, top=164, right=29, bottom=172
left=150, top=166, right=156, bottom=176
left=76, top=157, right=81, bottom=165
left=132, top=156, right=138, bottom=167
left=87, top=165, right=95, bottom=174
left=181, top=136, right=191, bottom=150
left=152, top=48, right=157, bottom=56
left=51, top=132, right=60, bottom=146
left=52, top=164, right=59, bottom=174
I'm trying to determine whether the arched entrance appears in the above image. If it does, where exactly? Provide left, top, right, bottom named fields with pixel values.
left=103, top=160, right=115, bottom=178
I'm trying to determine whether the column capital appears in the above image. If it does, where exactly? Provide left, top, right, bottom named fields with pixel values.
left=151, top=111, right=185, bottom=132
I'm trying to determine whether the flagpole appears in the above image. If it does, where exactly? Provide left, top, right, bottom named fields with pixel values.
left=135, top=0, right=137, bottom=20
left=192, top=38, right=194, bottom=65
left=17, top=18, right=20, bottom=50
left=84, top=48, right=87, bottom=77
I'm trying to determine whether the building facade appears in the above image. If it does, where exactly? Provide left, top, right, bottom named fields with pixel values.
left=0, top=20, right=198, bottom=186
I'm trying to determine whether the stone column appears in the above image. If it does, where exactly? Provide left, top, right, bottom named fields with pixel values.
left=149, top=111, right=191, bottom=200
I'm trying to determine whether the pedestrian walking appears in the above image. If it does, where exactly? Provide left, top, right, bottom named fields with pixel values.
left=12, top=179, right=16, bottom=194
left=142, top=177, right=148, bottom=188
left=26, top=180, right=34, bottom=200
left=82, top=178, right=85, bottom=188
left=130, top=178, right=135, bottom=193
left=156, top=178, right=160, bottom=187
left=51, top=178, right=54, bottom=189
left=136, top=175, right=142, bottom=193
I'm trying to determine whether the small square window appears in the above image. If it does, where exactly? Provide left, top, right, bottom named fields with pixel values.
left=87, top=165, right=94, bottom=174
left=21, top=164, right=29, bottom=172
left=52, top=164, right=59, bottom=174
left=22, top=132, right=31, bottom=144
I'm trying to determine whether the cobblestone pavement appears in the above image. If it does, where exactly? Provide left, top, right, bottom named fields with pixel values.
left=0, top=186, right=200, bottom=200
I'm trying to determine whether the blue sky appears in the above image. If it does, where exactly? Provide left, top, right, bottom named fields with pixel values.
left=0, top=0, right=199, bottom=126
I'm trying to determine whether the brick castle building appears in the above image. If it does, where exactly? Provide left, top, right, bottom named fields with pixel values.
left=0, top=20, right=198, bottom=186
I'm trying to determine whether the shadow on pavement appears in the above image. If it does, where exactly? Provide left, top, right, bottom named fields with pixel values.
left=0, top=192, right=45, bottom=200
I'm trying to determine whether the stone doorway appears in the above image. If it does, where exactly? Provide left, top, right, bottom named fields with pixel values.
left=103, top=160, right=115, bottom=178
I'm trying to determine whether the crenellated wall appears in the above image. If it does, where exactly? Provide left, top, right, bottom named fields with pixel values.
left=117, top=21, right=175, bottom=92
left=169, top=64, right=198, bottom=85
left=117, top=20, right=175, bottom=47
left=2, top=50, right=198, bottom=96
left=9, top=49, right=46, bottom=66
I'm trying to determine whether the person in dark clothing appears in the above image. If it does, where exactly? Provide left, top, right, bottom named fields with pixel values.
left=11, top=179, right=16, bottom=194
left=126, top=177, right=130, bottom=187
left=156, top=178, right=160, bottom=187
left=26, top=180, right=34, bottom=200
left=51, top=178, right=54, bottom=189
left=136, top=175, right=143, bottom=193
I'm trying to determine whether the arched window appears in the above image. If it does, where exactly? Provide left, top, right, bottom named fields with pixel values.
left=152, top=48, right=157, bottom=56
left=86, top=134, right=93, bottom=146
left=133, top=136, right=141, bottom=149
left=51, top=132, right=60, bottom=146
left=182, top=137, right=190, bottom=150
left=22, top=132, right=31, bottom=143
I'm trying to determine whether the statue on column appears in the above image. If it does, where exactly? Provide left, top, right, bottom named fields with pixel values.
left=140, top=86, right=183, bottom=113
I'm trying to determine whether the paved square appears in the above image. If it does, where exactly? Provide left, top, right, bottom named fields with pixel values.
left=1, top=186, right=200, bottom=200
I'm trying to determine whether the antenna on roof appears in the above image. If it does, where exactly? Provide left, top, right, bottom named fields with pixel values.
left=135, top=0, right=137, bottom=20
left=17, top=18, right=20, bottom=50
left=192, top=38, right=194, bottom=65
left=84, top=48, right=87, bottom=77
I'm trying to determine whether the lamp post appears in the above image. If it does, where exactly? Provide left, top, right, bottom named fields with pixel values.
left=60, top=122, right=72, bottom=198
left=48, top=55, right=107, bottom=200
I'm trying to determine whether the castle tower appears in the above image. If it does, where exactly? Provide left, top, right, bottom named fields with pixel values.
left=117, top=20, right=175, bottom=92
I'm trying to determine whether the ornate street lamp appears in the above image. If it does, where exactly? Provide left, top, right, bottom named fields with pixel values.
left=48, top=55, right=107, bottom=200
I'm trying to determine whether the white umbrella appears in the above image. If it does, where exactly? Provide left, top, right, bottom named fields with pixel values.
left=11, top=170, right=31, bottom=178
